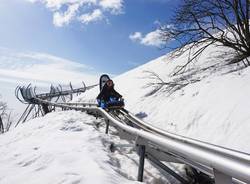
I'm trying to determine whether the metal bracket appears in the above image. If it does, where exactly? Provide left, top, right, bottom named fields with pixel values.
left=213, top=169, right=232, bottom=184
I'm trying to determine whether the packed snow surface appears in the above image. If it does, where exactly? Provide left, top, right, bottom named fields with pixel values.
left=0, top=111, right=170, bottom=184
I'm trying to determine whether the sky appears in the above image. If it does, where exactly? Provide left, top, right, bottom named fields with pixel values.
left=0, top=0, right=180, bottom=114
left=0, top=0, right=180, bottom=74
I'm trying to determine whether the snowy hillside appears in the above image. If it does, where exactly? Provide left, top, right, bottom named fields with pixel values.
left=76, top=45, right=250, bottom=154
left=0, top=111, right=172, bottom=184
left=1, top=42, right=249, bottom=184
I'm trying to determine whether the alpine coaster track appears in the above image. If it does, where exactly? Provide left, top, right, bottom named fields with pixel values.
left=15, top=84, right=250, bottom=184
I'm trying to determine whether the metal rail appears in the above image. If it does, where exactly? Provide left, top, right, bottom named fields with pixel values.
left=33, top=98, right=250, bottom=184
left=16, top=86, right=250, bottom=184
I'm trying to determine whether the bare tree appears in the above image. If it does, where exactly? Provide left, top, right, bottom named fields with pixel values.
left=0, top=116, right=3, bottom=133
left=161, top=0, right=250, bottom=75
left=0, top=96, right=13, bottom=133
left=0, top=99, right=7, bottom=133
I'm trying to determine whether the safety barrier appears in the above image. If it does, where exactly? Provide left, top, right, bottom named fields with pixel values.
left=16, top=85, right=250, bottom=184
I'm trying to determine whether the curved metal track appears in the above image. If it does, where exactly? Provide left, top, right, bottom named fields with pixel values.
left=16, top=85, right=250, bottom=184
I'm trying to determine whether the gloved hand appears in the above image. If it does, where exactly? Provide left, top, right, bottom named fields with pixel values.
left=100, top=101, right=106, bottom=109
left=97, top=99, right=101, bottom=106
left=109, top=97, right=116, bottom=102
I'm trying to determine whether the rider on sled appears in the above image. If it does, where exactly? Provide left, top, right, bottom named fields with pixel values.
left=96, top=79, right=124, bottom=109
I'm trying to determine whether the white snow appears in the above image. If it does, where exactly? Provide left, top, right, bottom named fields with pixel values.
left=0, top=111, right=170, bottom=184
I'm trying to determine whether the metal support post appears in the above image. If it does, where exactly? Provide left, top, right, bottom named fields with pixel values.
left=137, top=145, right=146, bottom=182
left=42, top=104, right=50, bottom=114
left=105, top=120, right=110, bottom=134
left=147, top=152, right=188, bottom=184
left=213, top=169, right=232, bottom=184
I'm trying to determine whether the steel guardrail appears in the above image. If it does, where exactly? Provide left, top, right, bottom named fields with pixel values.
left=32, top=97, right=250, bottom=183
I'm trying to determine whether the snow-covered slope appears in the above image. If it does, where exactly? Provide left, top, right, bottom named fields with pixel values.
left=0, top=111, right=171, bottom=184
left=76, top=45, right=250, bottom=154
left=1, top=42, right=249, bottom=184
